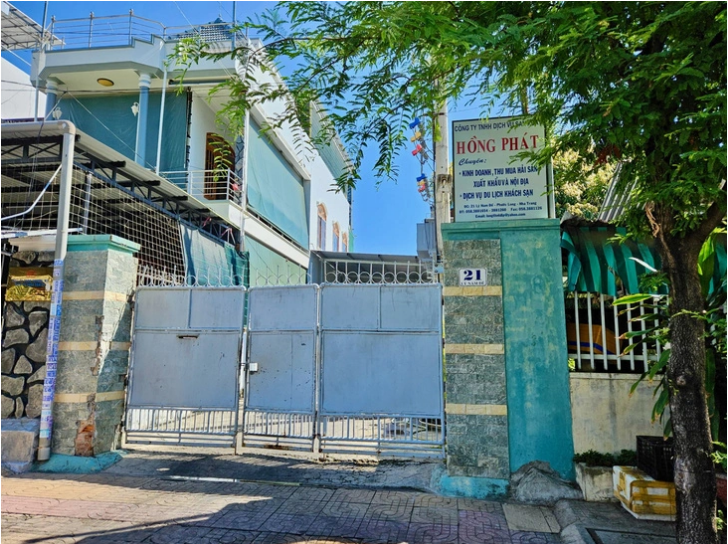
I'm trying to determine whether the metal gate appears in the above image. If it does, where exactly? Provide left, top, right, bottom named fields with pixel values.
left=124, top=286, right=246, bottom=446
left=243, top=285, right=318, bottom=449
left=243, top=283, right=444, bottom=457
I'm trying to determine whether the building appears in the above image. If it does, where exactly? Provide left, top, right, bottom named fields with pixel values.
left=20, top=8, right=352, bottom=285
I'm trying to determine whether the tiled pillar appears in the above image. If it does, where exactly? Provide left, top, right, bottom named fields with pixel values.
left=439, top=219, right=574, bottom=497
left=440, top=235, right=510, bottom=497
left=50, top=235, right=140, bottom=456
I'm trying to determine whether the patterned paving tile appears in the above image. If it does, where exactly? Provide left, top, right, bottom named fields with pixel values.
left=458, top=525, right=512, bottom=544
left=458, top=497, right=505, bottom=512
left=412, top=494, right=459, bottom=509
left=370, top=490, right=416, bottom=506
left=355, top=519, right=410, bottom=543
left=306, top=514, right=365, bottom=538
left=510, top=531, right=562, bottom=544
left=320, top=500, right=370, bottom=519
left=257, top=512, right=318, bottom=534
left=460, top=509, right=509, bottom=529
left=410, top=506, right=459, bottom=525
left=277, top=499, right=329, bottom=516
left=406, top=522, right=459, bottom=544
left=329, top=489, right=376, bottom=504
left=288, top=487, right=335, bottom=502
left=207, top=510, right=274, bottom=532
left=364, top=501, right=413, bottom=523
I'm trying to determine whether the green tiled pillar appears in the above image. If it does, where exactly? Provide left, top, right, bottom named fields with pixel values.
left=51, top=235, right=140, bottom=456
left=438, top=219, right=574, bottom=497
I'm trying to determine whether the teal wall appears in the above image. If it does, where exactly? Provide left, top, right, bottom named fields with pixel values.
left=246, top=237, right=306, bottom=287
left=247, top=120, right=309, bottom=248
left=57, top=91, right=187, bottom=177
left=442, top=219, right=575, bottom=480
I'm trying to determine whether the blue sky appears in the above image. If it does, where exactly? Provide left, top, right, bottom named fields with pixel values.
left=4, top=1, right=489, bottom=255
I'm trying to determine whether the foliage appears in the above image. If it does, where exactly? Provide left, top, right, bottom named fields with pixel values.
left=553, top=150, right=615, bottom=220
left=574, top=449, right=637, bottom=467
left=713, top=442, right=727, bottom=473
left=615, top=229, right=726, bottom=440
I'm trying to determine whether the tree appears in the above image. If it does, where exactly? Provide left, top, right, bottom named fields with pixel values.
left=553, top=150, right=615, bottom=220
left=181, top=3, right=727, bottom=541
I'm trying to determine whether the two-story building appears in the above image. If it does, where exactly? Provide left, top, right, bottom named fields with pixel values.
left=26, top=11, right=352, bottom=286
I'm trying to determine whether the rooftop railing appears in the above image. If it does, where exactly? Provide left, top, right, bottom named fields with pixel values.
left=46, top=11, right=244, bottom=51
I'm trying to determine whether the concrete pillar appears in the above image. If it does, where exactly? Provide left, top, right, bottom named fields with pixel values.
left=44, top=79, right=59, bottom=119
left=50, top=235, right=139, bottom=456
left=134, top=73, right=152, bottom=166
left=439, top=218, right=574, bottom=497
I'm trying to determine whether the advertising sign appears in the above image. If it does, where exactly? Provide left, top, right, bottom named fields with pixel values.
left=452, top=116, right=548, bottom=222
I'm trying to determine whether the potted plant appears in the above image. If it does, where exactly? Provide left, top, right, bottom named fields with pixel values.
left=574, top=449, right=637, bottom=502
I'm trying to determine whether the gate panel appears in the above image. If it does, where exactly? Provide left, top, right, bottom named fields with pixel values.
left=320, top=332, right=442, bottom=415
left=125, top=287, right=245, bottom=447
left=243, top=285, right=318, bottom=450
left=128, top=331, right=241, bottom=409
left=318, top=284, right=444, bottom=457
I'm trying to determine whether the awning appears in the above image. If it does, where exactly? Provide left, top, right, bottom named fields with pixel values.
left=561, top=226, right=664, bottom=296
left=561, top=226, right=726, bottom=298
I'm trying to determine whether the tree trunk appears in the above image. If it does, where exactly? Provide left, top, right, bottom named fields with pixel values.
left=660, top=234, right=718, bottom=544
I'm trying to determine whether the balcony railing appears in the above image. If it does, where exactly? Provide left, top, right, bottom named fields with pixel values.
left=46, top=12, right=244, bottom=51
left=161, top=169, right=243, bottom=206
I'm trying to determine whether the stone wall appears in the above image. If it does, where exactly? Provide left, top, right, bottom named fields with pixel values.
left=1, top=251, right=53, bottom=419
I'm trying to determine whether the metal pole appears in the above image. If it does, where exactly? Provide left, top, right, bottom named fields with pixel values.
left=38, top=120, right=76, bottom=461
left=155, top=56, right=169, bottom=174
left=81, top=172, right=92, bottom=233
left=434, top=98, right=451, bottom=273
left=34, top=2, right=49, bottom=122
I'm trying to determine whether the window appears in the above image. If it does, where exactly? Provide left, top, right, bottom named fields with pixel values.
left=341, top=232, right=349, bottom=253
left=332, top=222, right=340, bottom=252
left=204, top=133, right=233, bottom=201
left=317, top=203, right=327, bottom=250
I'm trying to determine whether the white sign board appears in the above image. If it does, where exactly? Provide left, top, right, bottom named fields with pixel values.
left=459, top=268, right=487, bottom=286
left=452, top=117, right=548, bottom=222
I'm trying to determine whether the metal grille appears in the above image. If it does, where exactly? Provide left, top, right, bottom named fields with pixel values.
left=321, top=257, right=435, bottom=284
left=2, top=162, right=187, bottom=282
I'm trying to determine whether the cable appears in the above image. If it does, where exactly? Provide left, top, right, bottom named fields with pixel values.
left=0, top=164, right=62, bottom=222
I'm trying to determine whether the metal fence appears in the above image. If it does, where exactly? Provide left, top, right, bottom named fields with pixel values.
left=161, top=169, right=243, bottom=207
left=46, top=13, right=244, bottom=51
left=565, top=291, right=663, bottom=373
left=319, top=257, right=435, bottom=284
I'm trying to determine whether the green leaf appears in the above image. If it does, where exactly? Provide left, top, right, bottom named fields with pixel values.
left=613, top=294, right=653, bottom=306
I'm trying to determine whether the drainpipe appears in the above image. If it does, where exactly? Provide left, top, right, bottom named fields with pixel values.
left=134, top=72, right=151, bottom=166
left=37, top=120, right=77, bottom=461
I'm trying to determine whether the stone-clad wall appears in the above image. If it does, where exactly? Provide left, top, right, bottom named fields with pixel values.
left=441, top=237, right=510, bottom=481
left=1, top=251, right=53, bottom=419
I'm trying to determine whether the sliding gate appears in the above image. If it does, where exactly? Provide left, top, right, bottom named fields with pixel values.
left=243, top=283, right=445, bottom=457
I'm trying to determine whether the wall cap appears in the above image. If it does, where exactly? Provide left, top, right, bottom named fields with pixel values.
left=443, top=219, right=560, bottom=238
left=66, top=235, right=140, bottom=255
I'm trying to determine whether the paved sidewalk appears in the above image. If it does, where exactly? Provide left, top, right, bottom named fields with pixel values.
left=1, top=471, right=561, bottom=544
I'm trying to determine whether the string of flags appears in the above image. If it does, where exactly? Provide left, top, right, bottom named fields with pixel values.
left=409, top=117, right=433, bottom=204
